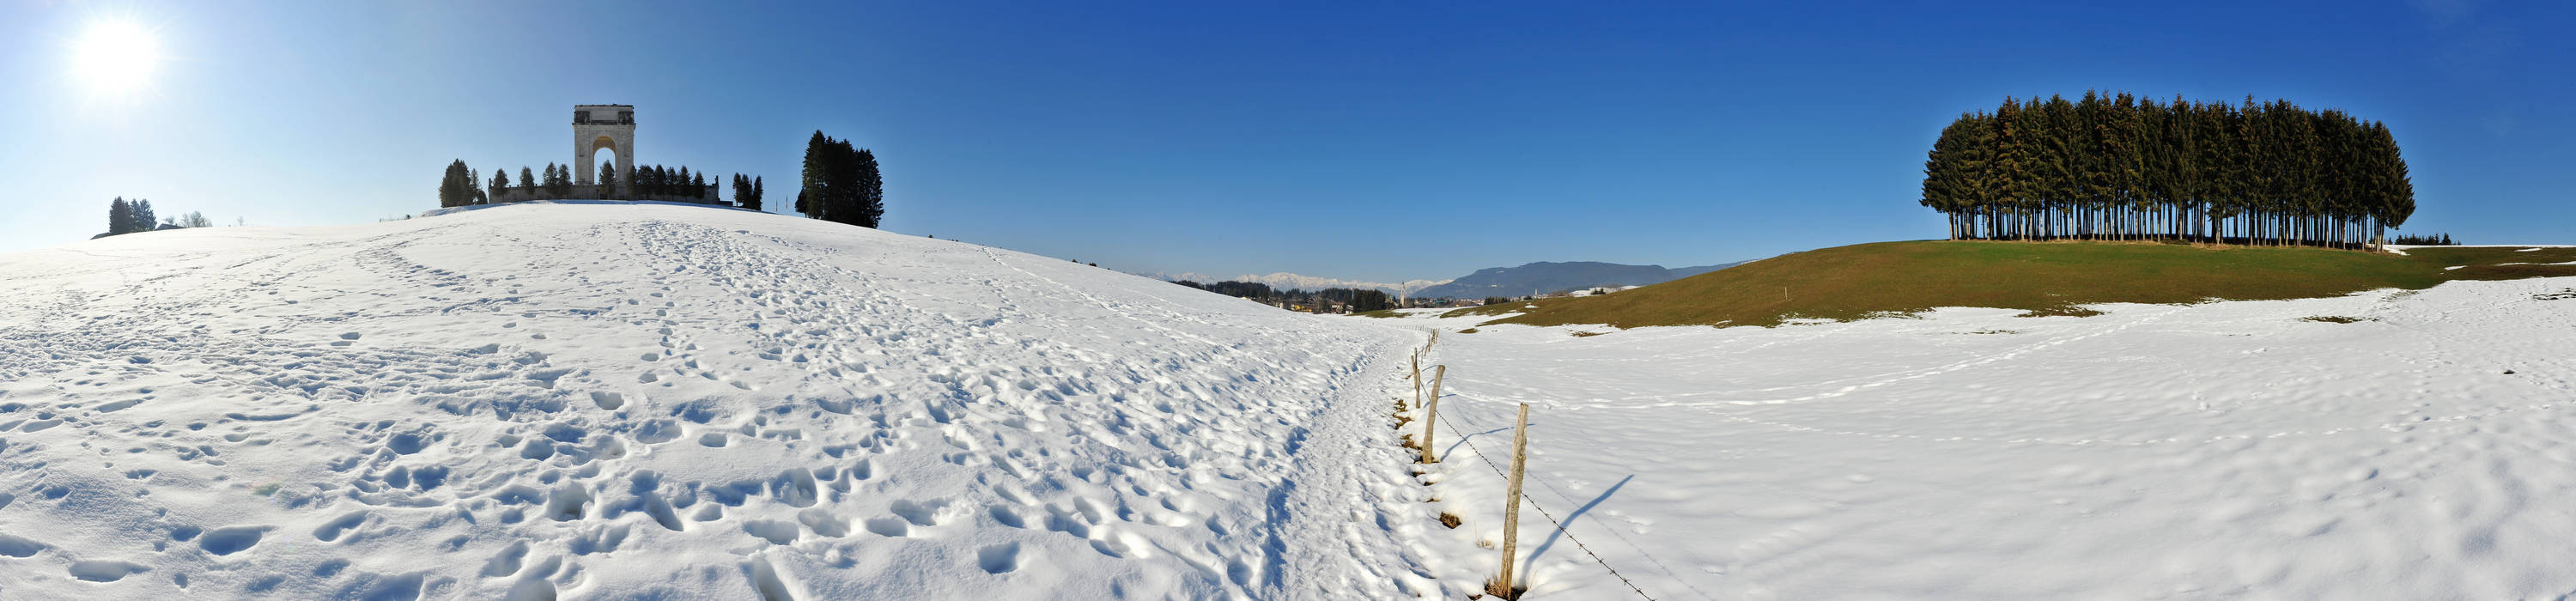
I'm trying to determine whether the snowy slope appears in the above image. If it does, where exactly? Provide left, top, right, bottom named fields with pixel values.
left=1394, top=276, right=2576, bottom=599
left=0, top=203, right=1448, bottom=599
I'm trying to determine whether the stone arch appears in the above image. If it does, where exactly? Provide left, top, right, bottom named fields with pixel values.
left=588, top=136, right=620, bottom=177
left=571, top=106, right=635, bottom=196
left=574, top=132, right=633, bottom=189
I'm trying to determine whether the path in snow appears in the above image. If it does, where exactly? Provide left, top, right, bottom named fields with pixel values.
left=1396, top=276, right=2576, bottom=599
left=0, top=204, right=1449, bottom=599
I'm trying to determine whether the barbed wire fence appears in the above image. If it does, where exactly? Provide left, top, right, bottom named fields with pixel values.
left=1405, top=353, right=1721, bottom=601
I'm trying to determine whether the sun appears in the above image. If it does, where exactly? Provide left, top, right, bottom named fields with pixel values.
left=70, top=20, right=161, bottom=95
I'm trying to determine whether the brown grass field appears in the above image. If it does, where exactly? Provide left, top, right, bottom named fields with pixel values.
left=1445, top=240, right=2576, bottom=329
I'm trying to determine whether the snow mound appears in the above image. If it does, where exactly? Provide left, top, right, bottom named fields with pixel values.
left=0, top=204, right=1431, bottom=598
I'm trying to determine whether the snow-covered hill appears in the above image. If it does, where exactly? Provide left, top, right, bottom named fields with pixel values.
left=0, top=203, right=1444, bottom=599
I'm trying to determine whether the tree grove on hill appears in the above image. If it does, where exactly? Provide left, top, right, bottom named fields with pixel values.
left=131, top=198, right=156, bottom=232
left=1170, top=281, right=1394, bottom=313
left=104, top=197, right=207, bottom=234
left=439, top=160, right=486, bottom=208
left=799, top=131, right=884, bottom=228
left=107, top=197, right=136, bottom=234
left=544, top=163, right=573, bottom=198
left=1919, top=92, right=2415, bottom=248
left=732, top=173, right=765, bottom=210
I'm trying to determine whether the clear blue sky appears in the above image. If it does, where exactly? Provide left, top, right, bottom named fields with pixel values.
left=3, top=1, right=2567, bottom=282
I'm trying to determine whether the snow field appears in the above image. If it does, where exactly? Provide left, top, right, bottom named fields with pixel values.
left=0, top=204, right=1446, bottom=599
left=1388, top=276, right=2576, bottom=599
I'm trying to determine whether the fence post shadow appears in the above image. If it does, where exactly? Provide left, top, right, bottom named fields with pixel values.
left=1526, top=474, right=1631, bottom=567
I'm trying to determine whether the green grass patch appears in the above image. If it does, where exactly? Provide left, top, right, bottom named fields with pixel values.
left=1479, top=240, right=2576, bottom=330
left=1351, top=309, right=1408, bottom=319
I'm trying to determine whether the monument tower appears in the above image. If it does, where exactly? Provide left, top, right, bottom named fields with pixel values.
left=573, top=105, right=635, bottom=192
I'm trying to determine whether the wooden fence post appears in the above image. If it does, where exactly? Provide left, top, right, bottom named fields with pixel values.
left=1410, top=351, right=1423, bottom=410
left=1420, top=365, right=1446, bottom=464
left=1493, top=403, right=1530, bottom=598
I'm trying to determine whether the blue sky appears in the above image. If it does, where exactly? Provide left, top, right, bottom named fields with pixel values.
left=2, top=1, right=2567, bottom=282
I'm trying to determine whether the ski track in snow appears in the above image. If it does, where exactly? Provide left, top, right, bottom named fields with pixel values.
left=0, top=204, right=1445, bottom=599
left=1394, top=276, right=2576, bottom=600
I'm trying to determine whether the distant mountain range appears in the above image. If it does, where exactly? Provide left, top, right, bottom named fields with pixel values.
left=1146, top=260, right=1744, bottom=299
left=1410, top=261, right=1743, bottom=299
left=1144, top=271, right=1453, bottom=296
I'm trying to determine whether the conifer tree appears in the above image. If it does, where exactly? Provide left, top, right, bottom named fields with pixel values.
left=437, top=160, right=477, bottom=208
left=132, top=199, right=155, bottom=231
left=108, top=197, right=133, bottom=235
left=751, top=176, right=763, bottom=211
left=598, top=161, right=619, bottom=198
left=801, top=131, right=831, bottom=220
left=854, top=148, right=884, bottom=228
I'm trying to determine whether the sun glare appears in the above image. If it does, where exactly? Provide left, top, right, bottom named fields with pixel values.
left=71, top=20, right=161, bottom=95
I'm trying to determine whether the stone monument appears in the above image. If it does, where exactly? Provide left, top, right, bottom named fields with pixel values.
left=573, top=105, right=635, bottom=190
left=483, top=104, right=719, bottom=203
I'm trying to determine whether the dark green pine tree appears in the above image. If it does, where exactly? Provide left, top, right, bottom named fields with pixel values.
left=2132, top=98, right=2165, bottom=239
left=854, top=148, right=884, bottom=228
left=2196, top=101, right=2235, bottom=243
left=2367, top=121, right=2413, bottom=242
left=1922, top=115, right=1979, bottom=240
left=2037, top=94, right=2077, bottom=239
left=437, top=160, right=476, bottom=208
left=521, top=167, right=536, bottom=196
left=693, top=172, right=708, bottom=199
left=598, top=161, right=619, bottom=199
left=1990, top=98, right=2031, bottom=239
left=750, top=176, right=763, bottom=211
left=132, top=199, right=156, bottom=231
left=801, top=131, right=832, bottom=220
left=1953, top=111, right=1997, bottom=238
left=108, top=197, right=133, bottom=234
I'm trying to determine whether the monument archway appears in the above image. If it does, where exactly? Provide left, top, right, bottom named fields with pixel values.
left=572, top=105, right=635, bottom=195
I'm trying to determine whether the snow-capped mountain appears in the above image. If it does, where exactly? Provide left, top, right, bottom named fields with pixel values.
left=1408, top=260, right=1743, bottom=299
